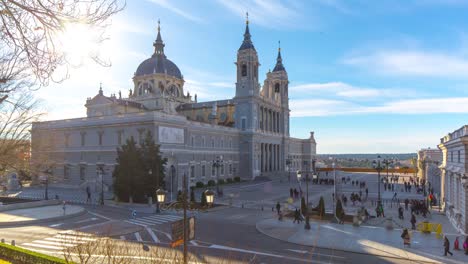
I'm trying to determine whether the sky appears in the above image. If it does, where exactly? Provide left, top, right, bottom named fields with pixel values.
left=37, top=0, right=468, bottom=154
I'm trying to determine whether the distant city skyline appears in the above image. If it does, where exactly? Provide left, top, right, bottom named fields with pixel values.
left=38, top=0, right=468, bottom=153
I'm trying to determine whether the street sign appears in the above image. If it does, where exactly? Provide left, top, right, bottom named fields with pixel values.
left=171, top=217, right=195, bottom=247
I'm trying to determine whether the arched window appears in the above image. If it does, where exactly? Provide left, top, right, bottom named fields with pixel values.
left=138, top=87, right=142, bottom=95
left=275, top=83, right=280, bottom=93
left=241, top=64, right=247, bottom=77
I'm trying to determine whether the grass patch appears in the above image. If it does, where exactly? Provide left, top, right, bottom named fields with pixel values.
left=0, top=243, right=72, bottom=264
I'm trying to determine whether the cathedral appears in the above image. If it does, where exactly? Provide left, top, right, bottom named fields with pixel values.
left=31, top=18, right=317, bottom=195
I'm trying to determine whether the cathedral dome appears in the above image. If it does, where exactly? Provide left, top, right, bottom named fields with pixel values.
left=135, top=21, right=183, bottom=79
left=135, top=56, right=182, bottom=79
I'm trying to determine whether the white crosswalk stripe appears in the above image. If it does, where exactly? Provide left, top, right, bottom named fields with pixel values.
left=125, top=214, right=183, bottom=227
left=20, top=230, right=97, bottom=252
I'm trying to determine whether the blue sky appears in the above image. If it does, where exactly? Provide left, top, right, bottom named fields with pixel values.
left=38, top=0, right=468, bottom=153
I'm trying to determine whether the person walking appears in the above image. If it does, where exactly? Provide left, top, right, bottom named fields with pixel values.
left=289, top=188, right=293, bottom=198
left=401, top=228, right=411, bottom=247
left=398, top=206, right=404, bottom=220
left=410, top=213, right=416, bottom=230
left=365, top=188, right=368, bottom=198
left=444, top=236, right=453, bottom=256
left=276, top=202, right=281, bottom=215
left=404, top=198, right=409, bottom=210
left=86, top=186, right=91, bottom=204
left=293, top=209, right=300, bottom=224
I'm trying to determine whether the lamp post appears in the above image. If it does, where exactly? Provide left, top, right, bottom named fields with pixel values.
left=382, top=157, right=393, bottom=181
left=372, top=155, right=384, bottom=209
left=96, top=166, right=104, bottom=205
left=44, top=168, right=51, bottom=200
left=296, top=170, right=302, bottom=191
left=213, top=155, right=223, bottom=196
left=156, top=177, right=214, bottom=264
left=331, top=159, right=337, bottom=219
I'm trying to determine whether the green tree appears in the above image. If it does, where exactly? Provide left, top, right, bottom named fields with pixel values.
left=318, top=196, right=325, bottom=219
left=190, top=187, right=195, bottom=203
left=113, top=137, right=144, bottom=202
left=200, top=191, right=207, bottom=206
left=141, top=131, right=167, bottom=198
left=336, top=199, right=344, bottom=222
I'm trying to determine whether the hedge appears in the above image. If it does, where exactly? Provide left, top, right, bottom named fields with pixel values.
left=207, top=180, right=215, bottom=187
left=226, top=178, right=233, bottom=183
left=218, top=179, right=225, bottom=185
left=195, top=181, right=204, bottom=188
left=0, top=243, right=71, bottom=264
left=234, top=176, right=241, bottom=182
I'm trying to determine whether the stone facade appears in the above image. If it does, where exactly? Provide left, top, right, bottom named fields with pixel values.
left=417, top=148, right=442, bottom=195
left=30, top=20, right=317, bottom=194
left=438, top=125, right=468, bottom=234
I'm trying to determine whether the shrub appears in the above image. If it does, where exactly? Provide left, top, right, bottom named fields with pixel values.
left=218, top=179, right=225, bottom=185
left=234, top=176, right=241, bottom=182
left=318, top=196, right=325, bottom=219
left=207, top=180, right=215, bottom=186
left=336, top=199, right=344, bottom=221
left=195, top=181, right=204, bottom=188
left=190, top=188, right=195, bottom=202
left=0, top=242, right=69, bottom=263
left=200, top=191, right=207, bottom=206
left=226, top=178, right=233, bottom=183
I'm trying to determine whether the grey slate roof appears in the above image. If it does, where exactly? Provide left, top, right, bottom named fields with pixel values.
left=239, top=23, right=255, bottom=51
left=272, top=49, right=286, bottom=72
left=135, top=56, right=182, bottom=79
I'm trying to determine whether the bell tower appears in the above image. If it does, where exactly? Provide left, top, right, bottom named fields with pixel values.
left=235, top=13, right=260, bottom=98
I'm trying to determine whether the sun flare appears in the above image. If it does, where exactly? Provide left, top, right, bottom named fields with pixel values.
left=58, top=23, right=100, bottom=66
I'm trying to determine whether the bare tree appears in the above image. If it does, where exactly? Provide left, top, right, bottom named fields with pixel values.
left=0, top=91, right=44, bottom=173
left=0, top=0, right=124, bottom=93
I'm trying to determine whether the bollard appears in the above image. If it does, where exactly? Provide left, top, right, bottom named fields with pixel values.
left=261, top=206, right=264, bottom=211
left=1, top=238, right=4, bottom=243
left=11, top=240, right=15, bottom=246
left=242, top=203, right=244, bottom=208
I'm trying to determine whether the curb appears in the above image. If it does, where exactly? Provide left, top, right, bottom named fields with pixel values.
left=255, top=220, right=464, bottom=264
left=0, top=206, right=87, bottom=227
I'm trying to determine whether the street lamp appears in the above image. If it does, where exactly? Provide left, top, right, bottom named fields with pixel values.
left=155, top=187, right=165, bottom=213
left=372, top=155, right=384, bottom=209
left=158, top=174, right=215, bottom=264
left=213, top=155, right=223, bottom=196
left=382, top=157, right=393, bottom=181
left=330, top=158, right=337, bottom=219
left=43, top=168, right=51, bottom=200
left=204, top=190, right=214, bottom=206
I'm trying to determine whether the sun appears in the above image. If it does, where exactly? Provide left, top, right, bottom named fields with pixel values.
left=58, top=23, right=101, bottom=66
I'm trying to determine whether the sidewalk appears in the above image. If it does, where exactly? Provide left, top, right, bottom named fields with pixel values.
left=0, top=205, right=85, bottom=226
left=256, top=218, right=468, bottom=264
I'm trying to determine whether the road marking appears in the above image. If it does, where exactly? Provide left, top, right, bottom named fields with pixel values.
left=87, top=211, right=112, bottom=221
left=49, top=223, right=64, bottom=227
left=285, top=249, right=345, bottom=258
left=135, top=232, right=142, bottom=242
left=190, top=240, right=198, bottom=246
left=74, top=217, right=98, bottom=224
left=207, top=244, right=335, bottom=264
left=22, top=243, right=64, bottom=250
left=146, top=227, right=159, bottom=243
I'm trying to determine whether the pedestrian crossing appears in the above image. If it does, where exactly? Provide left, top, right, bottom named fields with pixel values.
left=20, top=230, right=97, bottom=252
left=125, top=214, right=183, bottom=227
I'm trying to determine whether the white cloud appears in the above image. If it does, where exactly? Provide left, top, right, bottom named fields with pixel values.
left=343, top=50, right=468, bottom=78
left=147, top=0, right=203, bottom=23
left=216, top=0, right=304, bottom=29
left=290, top=97, right=468, bottom=117
left=290, top=82, right=410, bottom=99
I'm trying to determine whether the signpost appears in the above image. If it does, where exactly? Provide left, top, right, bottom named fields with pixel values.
left=171, top=217, right=195, bottom=248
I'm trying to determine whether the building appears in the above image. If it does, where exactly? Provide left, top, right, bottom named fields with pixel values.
left=417, top=147, right=442, bottom=195
left=30, top=19, right=317, bottom=196
left=438, top=125, right=468, bottom=234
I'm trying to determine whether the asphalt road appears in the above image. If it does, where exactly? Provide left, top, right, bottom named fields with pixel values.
left=0, top=173, right=429, bottom=263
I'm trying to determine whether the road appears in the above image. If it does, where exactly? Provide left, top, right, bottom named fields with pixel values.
left=0, top=172, right=430, bottom=263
